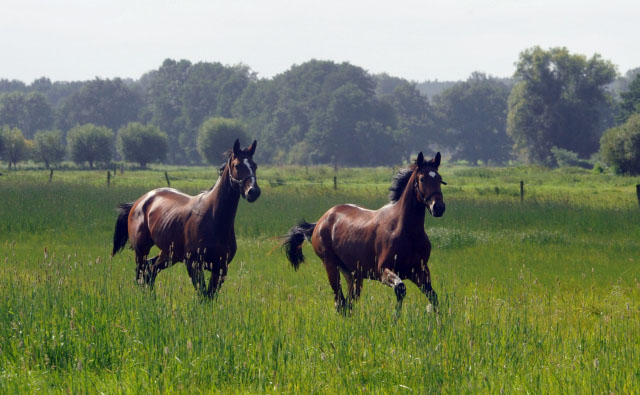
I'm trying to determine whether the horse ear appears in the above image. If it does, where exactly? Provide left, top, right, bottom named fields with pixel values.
left=232, top=139, right=241, bottom=157
left=248, top=140, right=257, bottom=156
left=433, top=152, right=441, bottom=168
left=416, top=152, right=424, bottom=166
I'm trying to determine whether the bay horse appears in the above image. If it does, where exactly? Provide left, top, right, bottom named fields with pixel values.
left=112, top=139, right=260, bottom=297
left=283, top=152, right=445, bottom=313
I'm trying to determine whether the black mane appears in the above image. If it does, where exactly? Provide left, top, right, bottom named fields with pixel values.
left=388, top=164, right=417, bottom=203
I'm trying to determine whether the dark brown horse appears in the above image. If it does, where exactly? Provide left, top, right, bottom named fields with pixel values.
left=112, top=139, right=260, bottom=297
left=283, top=152, right=445, bottom=313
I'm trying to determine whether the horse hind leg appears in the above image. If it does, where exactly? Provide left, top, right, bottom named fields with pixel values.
left=145, top=250, right=174, bottom=289
left=323, top=258, right=347, bottom=314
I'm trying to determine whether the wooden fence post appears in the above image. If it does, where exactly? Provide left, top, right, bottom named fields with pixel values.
left=333, top=176, right=337, bottom=190
left=520, top=181, right=524, bottom=202
left=49, top=169, right=54, bottom=183
left=636, top=184, right=640, bottom=208
left=165, top=171, right=171, bottom=187
left=107, top=171, right=111, bottom=187
left=120, top=163, right=124, bottom=174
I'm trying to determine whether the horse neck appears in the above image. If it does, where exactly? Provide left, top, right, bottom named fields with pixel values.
left=203, top=165, right=241, bottom=225
left=394, top=171, right=426, bottom=231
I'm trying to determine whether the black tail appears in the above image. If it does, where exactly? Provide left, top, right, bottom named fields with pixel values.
left=112, top=203, right=133, bottom=256
left=282, top=220, right=316, bottom=271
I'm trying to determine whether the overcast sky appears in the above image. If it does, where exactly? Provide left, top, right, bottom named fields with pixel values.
left=1, top=0, right=639, bottom=83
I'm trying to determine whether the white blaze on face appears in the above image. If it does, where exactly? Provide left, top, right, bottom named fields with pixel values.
left=243, top=158, right=256, bottom=188
left=429, top=171, right=436, bottom=178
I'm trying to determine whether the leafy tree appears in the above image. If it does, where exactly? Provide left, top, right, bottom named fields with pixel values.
left=434, top=72, right=512, bottom=164
left=600, top=114, right=640, bottom=174
left=66, top=124, right=114, bottom=168
left=617, top=73, right=640, bottom=124
left=57, top=78, right=142, bottom=131
left=507, top=47, right=617, bottom=164
left=197, top=117, right=249, bottom=165
left=1, top=127, right=28, bottom=169
left=145, top=59, right=192, bottom=163
left=116, top=123, right=168, bottom=167
left=32, top=130, right=66, bottom=168
left=382, top=81, right=436, bottom=160
left=0, top=91, right=54, bottom=138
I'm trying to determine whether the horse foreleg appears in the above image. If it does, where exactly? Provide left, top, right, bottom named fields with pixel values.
left=381, top=267, right=406, bottom=314
left=410, top=263, right=438, bottom=312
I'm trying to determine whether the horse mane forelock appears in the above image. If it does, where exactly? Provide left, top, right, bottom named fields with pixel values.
left=388, top=164, right=417, bottom=203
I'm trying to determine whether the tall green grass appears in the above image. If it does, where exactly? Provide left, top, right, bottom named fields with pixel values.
left=1, top=168, right=639, bottom=392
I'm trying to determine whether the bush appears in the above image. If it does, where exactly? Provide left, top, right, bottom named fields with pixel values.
left=1, top=127, right=28, bottom=169
left=66, top=124, right=114, bottom=169
left=33, top=130, right=66, bottom=168
left=600, top=114, right=640, bottom=175
left=550, top=146, right=592, bottom=169
left=116, top=123, right=168, bottom=167
left=197, top=117, right=249, bottom=165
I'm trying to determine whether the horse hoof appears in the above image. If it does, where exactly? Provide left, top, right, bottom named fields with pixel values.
left=394, top=283, right=406, bottom=301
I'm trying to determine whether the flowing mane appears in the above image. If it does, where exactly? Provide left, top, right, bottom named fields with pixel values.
left=388, top=164, right=417, bottom=203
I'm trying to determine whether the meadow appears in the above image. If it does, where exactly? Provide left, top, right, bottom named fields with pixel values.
left=1, top=164, right=639, bottom=393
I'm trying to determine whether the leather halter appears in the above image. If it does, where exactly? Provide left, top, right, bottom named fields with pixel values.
left=227, top=158, right=254, bottom=189
left=414, top=177, right=443, bottom=205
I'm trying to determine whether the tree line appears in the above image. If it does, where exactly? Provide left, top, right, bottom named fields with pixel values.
left=1, top=46, right=640, bottom=173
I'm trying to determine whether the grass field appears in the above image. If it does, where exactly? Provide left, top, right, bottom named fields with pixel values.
left=1, top=165, right=639, bottom=393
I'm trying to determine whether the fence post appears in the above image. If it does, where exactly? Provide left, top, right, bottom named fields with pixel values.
left=107, top=171, right=111, bottom=187
left=636, top=184, right=640, bottom=208
left=520, top=181, right=524, bottom=202
left=333, top=176, right=337, bottom=190
left=49, top=169, right=54, bottom=183
left=165, top=171, right=171, bottom=187
left=120, top=163, right=124, bottom=174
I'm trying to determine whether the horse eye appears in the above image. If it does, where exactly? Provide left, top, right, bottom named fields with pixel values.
left=419, top=176, right=424, bottom=182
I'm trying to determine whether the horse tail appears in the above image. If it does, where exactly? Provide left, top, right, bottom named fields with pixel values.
left=282, top=220, right=316, bottom=271
left=112, top=202, right=133, bottom=256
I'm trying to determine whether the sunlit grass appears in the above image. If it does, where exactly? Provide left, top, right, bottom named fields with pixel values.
left=1, top=167, right=639, bottom=392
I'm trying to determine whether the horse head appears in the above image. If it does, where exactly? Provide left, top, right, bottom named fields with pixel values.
left=228, top=139, right=261, bottom=203
left=414, top=152, right=446, bottom=217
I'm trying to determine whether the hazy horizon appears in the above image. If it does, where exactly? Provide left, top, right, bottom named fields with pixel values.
left=2, top=0, right=639, bottom=84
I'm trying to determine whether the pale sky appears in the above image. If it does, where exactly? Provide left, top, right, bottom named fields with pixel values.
left=1, top=0, right=639, bottom=83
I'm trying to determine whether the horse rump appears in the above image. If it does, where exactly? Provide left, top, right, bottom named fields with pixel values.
left=282, top=220, right=316, bottom=270
left=112, top=202, right=133, bottom=256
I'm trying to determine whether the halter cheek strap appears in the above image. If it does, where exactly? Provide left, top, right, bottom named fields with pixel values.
left=227, top=158, right=253, bottom=189
left=414, top=180, right=443, bottom=205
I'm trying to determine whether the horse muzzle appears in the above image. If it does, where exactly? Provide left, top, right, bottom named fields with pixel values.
left=245, top=184, right=261, bottom=202
left=428, top=200, right=445, bottom=217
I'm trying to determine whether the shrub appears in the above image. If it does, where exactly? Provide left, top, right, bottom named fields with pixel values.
left=600, top=114, right=640, bottom=175
left=1, top=126, right=28, bottom=169
left=197, top=117, right=249, bottom=165
left=66, top=123, right=114, bottom=169
left=116, top=122, right=168, bottom=168
left=32, top=130, right=66, bottom=168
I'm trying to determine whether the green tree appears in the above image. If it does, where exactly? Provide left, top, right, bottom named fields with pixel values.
left=197, top=117, right=249, bottom=165
left=434, top=72, right=512, bottom=164
left=116, top=123, right=168, bottom=167
left=617, top=73, right=640, bottom=124
left=57, top=78, right=141, bottom=131
left=600, top=114, right=640, bottom=174
left=66, top=124, right=114, bottom=168
left=1, top=127, right=28, bottom=169
left=32, top=130, right=66, bottom=168
left=145, top=59, right=192, bottom=164
left=507, top=47, right=617, bottom=164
